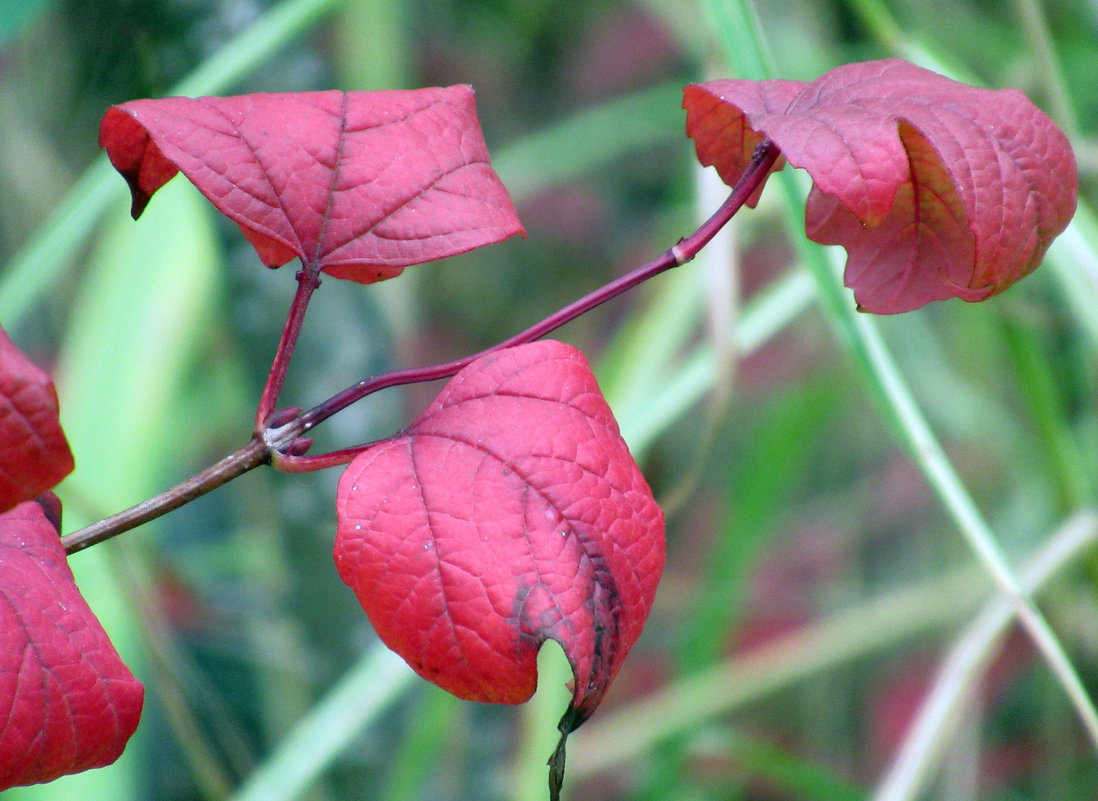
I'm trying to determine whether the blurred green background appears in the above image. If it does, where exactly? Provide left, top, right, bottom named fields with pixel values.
left=1, top=0, right=1097, bottom=799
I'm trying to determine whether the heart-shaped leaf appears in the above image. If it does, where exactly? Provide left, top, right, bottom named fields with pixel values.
left=0, top=500, right=144, bottom=790
left=0, top=325, right=74, bottom=515
left=334, top=340, right=664, bottom=725
left=684, top=59, right=1077, bottom=313
left=99, top=86, right=525, bottom=283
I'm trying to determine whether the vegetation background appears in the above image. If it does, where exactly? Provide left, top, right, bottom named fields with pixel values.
left=1, top=0, right=1097, bottom=799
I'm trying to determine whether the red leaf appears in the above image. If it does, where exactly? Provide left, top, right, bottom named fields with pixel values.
left=0, top=501, right=143, bottom=790
left=99, top=86, right=525, bottom=283
left=684, top=59, right=1077, bottom=313
left=334, top=340, right=664, bottom=725
left=0, top=325, right=74, bottom=515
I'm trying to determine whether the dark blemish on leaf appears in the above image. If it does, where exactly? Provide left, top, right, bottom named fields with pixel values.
left=572, top=551, right=623, bottom=719
left=34, top=492, right=63, bottom=534
left=511, top=582, right=546, bottom=648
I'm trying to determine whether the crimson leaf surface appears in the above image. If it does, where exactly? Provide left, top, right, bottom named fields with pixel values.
left=99, top=87, right=524, bottom=283
left=684, top=59, right=1077, bottom=313
left=334, top=341, right=664, bottom=725
left=0, top=501, right=143, bottom=790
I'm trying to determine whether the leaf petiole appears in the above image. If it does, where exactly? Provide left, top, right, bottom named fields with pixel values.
left=291, top=140, right=781, bottom=438
left=61, top=141, right=781, bottom=544
left=254, top=266, right=323, bottom=430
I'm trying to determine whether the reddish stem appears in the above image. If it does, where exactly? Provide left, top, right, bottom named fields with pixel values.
left=62, top=438, right=270, bottom=554
left=295, top=139, right=780, bottom=435
left=61, top=140, right=780, bottom=547
left=254, top=266, right=322, bottom=430
left=271, top=440, right=396, bottom=473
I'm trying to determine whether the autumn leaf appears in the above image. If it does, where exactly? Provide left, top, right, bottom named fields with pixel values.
left=684, top=59, right=1077, bottom=313
left=99, top=86, right=525, bottom=283
left=334, top=340, right=664, bottom=722
left=0, top=325, right=73, bottom=515
left=0, top=500, right=143, bottom=790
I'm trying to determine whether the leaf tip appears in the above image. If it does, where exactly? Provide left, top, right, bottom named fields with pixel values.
left=99, top=103, right=179, bottom=221
left=547, top=703, right=587, bottom=801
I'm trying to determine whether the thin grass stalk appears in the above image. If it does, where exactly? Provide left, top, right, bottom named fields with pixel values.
left=840, top=269, right=1098, bottom=750
left=874, top=512, right=1098, bottom=801
left=712, top=0, right=1098, bottom=757
left=569, top=514, right=1096, bottom=780
left=569, top=564, right=989, bottom=777
left=1010, top=0, right=1080, bottom=138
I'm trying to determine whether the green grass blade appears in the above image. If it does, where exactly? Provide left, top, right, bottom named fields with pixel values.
left=512, top=643, right=574, bottom=801
left=170, top=0, right=342, bottom=98
left=0, top=157, right=120, bottom=328
left=491, top=81, right=685, bottom=204
left=617, top=267, right=815, bottom=459
left=380, top=687, right=462, bottom=801
left=229, top=645, right=414, bottom=801
left=713, top=729, right=867, bottom=801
